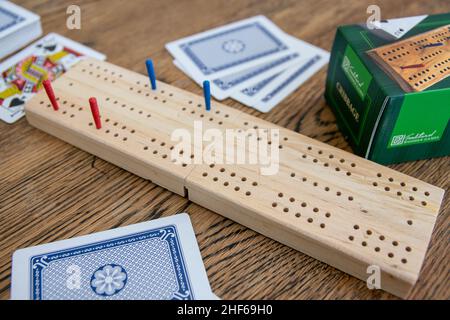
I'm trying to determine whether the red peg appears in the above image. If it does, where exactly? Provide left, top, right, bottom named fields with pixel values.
left=43, top=80, right=59, bottom=111
left=89, top=97, right=102, bottom=129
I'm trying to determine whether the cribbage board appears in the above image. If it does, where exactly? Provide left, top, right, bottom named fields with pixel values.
left=368, top=24, right=450, bottom=92
left=25, top=58, right=445, bottom=298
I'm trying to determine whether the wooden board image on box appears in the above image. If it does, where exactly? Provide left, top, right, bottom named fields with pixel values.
left=367, top=24, right=450, bottom=92
left=24, top=58, right=445, bottom=298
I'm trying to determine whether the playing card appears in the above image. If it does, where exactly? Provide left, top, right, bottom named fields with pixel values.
left=172, top=30, right=330, bottom=103
left=372, top=15, right=427, bottom=39
left=166, top=15, right=298, bottom=83
left=251, top=52, right=329, bottom=112
left=0, top=33, right=106, bottom=124
left=11, top=213, right=213, bottom=300
left=0, top=1, right=42, bottom=59
left=202, top=52, right=301, bottom=100
left=0, top=1, right=40, bottom=40
left=231, top=71, right=283, bottom=107
left=0, top=2, right=28, bottom=37
left=174, top=52, right=300, bottom=100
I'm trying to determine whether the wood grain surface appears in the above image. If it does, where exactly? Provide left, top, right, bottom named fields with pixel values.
left=0, top=0, right=449, bottom=300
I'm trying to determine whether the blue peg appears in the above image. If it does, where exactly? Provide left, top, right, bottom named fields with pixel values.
left=145, top=59, right=156, bottom=90
left=422, top=42, right=443, bottom=48
left=203, top=80, right=211, bottom=111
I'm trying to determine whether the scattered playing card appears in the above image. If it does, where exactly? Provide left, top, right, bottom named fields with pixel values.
left=168, top=16, right=329, bottom=111
left=166, top=15, right=299, bottom=83
left=372, top=15, right=428, bottom=39
left=11, top=213, right=214, bottom=300
left=0, top=1, right=42, bottom=59
left=0, top=33, right=106, bottom=124
left=248, top=52, right=329, bottom=112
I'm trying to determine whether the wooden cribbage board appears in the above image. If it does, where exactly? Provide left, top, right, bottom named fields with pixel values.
left=368, top=24, right=450, bottom=92
left=25, top=58, right=445, bottom=298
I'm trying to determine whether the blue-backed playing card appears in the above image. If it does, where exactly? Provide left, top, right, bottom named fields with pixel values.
left=166, top=15, right=298, bottom=83
left=0, top=1, right=42, bottom=60
left=11, top=214, right=215, bottom=300
left=251, top=52, right=329, bottom=112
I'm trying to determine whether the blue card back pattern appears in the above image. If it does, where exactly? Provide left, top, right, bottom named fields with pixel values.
left=30, top=225, right=194, bottom=300
left=181, top=22, right=289, bottom=75
left=0, top=7, right=25, bottom=32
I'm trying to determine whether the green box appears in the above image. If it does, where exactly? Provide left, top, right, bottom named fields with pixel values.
left=325, top=13, right=450, bottom=164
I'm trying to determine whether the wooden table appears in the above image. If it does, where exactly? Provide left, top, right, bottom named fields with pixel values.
left=1, top=0, right=448, bottom=300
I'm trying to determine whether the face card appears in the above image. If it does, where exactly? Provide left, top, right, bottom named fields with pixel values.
left=11, top=213, right=213, bottom=300
left=166, top=15, right=298, bottom=82
left=0, top=33, right=106, bottom=124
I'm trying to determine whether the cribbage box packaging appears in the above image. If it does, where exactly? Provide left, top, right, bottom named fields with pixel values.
left=325, top=13, right=450, bottom=164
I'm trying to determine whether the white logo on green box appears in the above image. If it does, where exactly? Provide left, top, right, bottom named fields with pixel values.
left=341, top=45, right=372, bottom=99
left=389, top=90, right=450, bottom=148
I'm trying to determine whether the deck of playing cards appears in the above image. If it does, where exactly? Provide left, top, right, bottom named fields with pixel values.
left=0, top=1, right=42, bottom=60
left=0, top=33, right=106, bottom=124
left=11, top=214, right=216, bottom=300
left=166, top=15, right=329, bottom=112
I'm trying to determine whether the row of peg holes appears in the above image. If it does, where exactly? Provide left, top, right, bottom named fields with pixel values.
left=373, top=173, right=429, bottom=206
left=272, top=191, right=331, bottom=229
left=90, top=117, right=193, bottom=167
left=42, top=98, right=77, bottom=118
left=433, top=35, right=450, bottom=43
left=387, top=52, right=409, bottom=61
left=295, top=145, right=357, bottom=202
left=202, top=165, right=256, bottom=197
left=128, top=79, right=236, bottom=126
left=410, top=38, right=429, bottom=46
left=289, top=172, right=355, bottom=202
left=431, top=29, right=450, bottom=39
left=62, top=76, right=180, bottom=164
left=104, top=97, right=152, bottom=119
left=181, top=104, right=229, bottom=126
left=81, top=68, right=120, bottom=84
left=131, top=79, right=233, bottom=124
left=86, top=63, right=124, bottom=79
left=84, top=62, right=281, bottom=146
left=201, top=166, right=330, bottom=229
left=419, top=49, right=444, bottom=61
left=382, top=46, right=405, bottom=56
left=438, top=65, right=450, bottom=75
left=350, top=225, right=411, bottom=264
